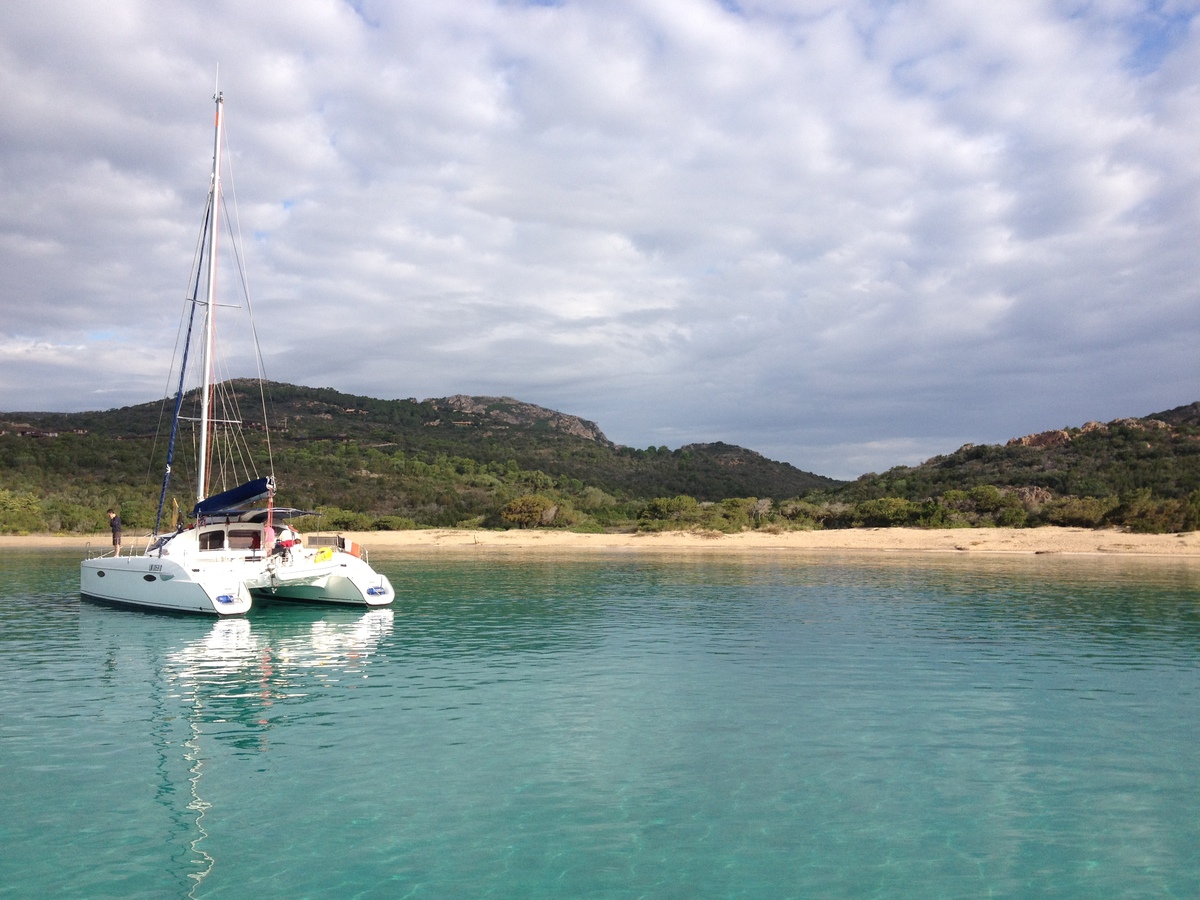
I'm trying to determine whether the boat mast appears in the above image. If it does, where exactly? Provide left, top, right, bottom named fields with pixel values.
left=196, top=90, right=223, bottom=504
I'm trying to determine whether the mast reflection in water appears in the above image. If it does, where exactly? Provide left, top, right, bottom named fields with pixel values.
left=154, top=611, right=394, bottom=893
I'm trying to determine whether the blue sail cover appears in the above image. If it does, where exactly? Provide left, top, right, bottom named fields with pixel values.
left=192, top=476, right=276, bottom=518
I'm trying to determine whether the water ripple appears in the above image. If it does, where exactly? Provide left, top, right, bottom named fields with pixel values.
left=2, top=550, right=1199, bottom=896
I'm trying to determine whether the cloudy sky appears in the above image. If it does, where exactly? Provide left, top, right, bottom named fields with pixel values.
left=1, top=0, right=1197, bottom=479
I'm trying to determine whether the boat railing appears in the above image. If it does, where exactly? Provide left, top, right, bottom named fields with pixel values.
left=84, top=541, right=121, bottom=560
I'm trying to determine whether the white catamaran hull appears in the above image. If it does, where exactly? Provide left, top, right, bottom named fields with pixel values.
left=249, top=551, right=395, bottom=607
left=80, top=556, right=253, bottom=616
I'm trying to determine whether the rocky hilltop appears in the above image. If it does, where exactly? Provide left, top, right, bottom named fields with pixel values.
left=840, top=403, right=1200, bottom=503
left=430, top=395, right=614, bottom=446
left=1005, top=416, right=1172, bottom=450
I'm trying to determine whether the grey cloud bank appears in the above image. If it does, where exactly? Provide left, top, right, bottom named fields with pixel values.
left=1, top=0, right=1197, bottom=480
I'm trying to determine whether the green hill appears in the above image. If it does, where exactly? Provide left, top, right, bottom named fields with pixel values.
left=839, top=408, right=1200, bottom=501
left=0, top=381, right=839, bottom=533
left=809, top=405, right=1200, bottom=532
left=6, top=386, right=1199, bottom=535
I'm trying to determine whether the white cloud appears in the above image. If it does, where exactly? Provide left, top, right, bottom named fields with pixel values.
left=0, top=0, right=1197, bottom=479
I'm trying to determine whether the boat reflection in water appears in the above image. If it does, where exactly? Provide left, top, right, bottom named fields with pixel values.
left=155, top=609, right=394, bottom=895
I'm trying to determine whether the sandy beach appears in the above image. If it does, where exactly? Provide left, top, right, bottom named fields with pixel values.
left=7, top=526, right=1200, bottom=557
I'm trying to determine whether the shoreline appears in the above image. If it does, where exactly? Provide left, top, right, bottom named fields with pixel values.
left=6, top=526, right=1200, bottom=557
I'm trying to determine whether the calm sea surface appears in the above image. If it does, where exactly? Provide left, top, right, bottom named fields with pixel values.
left=2, top=549, right=1199, bottom=898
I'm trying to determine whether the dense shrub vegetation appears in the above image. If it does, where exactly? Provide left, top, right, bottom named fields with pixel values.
left=2, top=386, right=1198, bottom=536
left=633, top=487, right=1200, bottom=534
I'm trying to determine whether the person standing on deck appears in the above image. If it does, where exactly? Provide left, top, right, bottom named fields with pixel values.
left=107, top=509, right=121, bottom=558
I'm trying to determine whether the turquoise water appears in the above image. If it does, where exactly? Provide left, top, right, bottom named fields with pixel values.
left=2, top=550, right=1199, bottom=898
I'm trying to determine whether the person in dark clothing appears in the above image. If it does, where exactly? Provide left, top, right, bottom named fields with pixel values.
left=107, top=509, right=122, bottom=558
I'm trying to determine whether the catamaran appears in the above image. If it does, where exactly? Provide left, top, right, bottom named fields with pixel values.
left=80, top=92, right=394, bottom=615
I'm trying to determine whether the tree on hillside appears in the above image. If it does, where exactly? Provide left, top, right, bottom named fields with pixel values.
left=500, top=494, right=558, bottom=528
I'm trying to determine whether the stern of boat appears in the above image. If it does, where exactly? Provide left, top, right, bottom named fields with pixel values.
left=252, top=548, right=395, bottom=607
left=80, top=556, right=253, bottom=616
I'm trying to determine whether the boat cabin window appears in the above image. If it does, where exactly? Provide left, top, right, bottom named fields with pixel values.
left=199, top=529, right=225, bottom=551
left=228, top=529, right=261, bottom=551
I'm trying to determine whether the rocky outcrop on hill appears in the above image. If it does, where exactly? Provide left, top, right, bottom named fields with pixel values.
left=843, top=403, right=1199, bottom=506
left=431, top=395, right=614, bottom=446
left=1007, top=415, right=1171, bottom=449
left=1007, top=429, right=1071, bottom=449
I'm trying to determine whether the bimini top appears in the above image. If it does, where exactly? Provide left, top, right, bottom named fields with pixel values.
left=192, top=476, right=276, bottom=518
left=229, top=507, right=316, bottom=524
